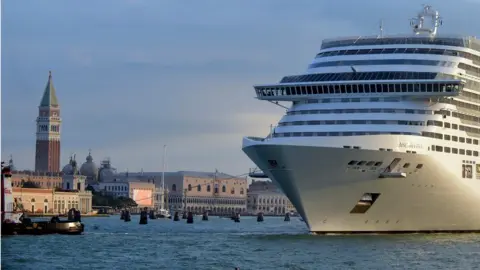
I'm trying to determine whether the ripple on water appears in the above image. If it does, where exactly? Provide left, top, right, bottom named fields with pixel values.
left=3, top=216, right=480, bottom=270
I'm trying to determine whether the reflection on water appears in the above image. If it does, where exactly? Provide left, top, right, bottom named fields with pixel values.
left=2, top=216, right=480, bottom=270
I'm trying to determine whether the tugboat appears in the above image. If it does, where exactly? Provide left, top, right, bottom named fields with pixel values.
left=1, top=162, right=85, bottom=235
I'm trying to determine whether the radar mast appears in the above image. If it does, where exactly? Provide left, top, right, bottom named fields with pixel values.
left=410, top=5, right=443, bottom=37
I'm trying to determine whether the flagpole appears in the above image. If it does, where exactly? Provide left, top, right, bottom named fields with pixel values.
left=161, top=145, right=166, bottom=211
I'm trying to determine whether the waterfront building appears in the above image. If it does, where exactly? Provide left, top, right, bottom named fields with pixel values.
left=94, top=179, right=129, bottom=198
left=35, top=71, right=61, bottom=173
left=12, top=187, right=92, bottom=214
left=10, top=171, right=63, bottom=189
left=128, top=181, right=155, bottom=208
left=246, top=180, right=296, bottom=215
left=116, top=171, right=248, bottom=215
left=92, top=179, right=155, bottom=211
left=11, top=164, right=93, bottom=214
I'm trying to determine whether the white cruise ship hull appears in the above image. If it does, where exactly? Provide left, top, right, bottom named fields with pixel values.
left=243, top=137, right=480, bottom=234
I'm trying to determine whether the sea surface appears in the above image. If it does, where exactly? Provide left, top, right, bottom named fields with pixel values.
left=2, top=215, right=480, bottom=270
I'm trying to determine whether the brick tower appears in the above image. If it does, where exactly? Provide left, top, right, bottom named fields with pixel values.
left=35, top=71, right=61, bottom=173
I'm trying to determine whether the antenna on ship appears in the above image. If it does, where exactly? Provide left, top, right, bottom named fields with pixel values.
left=410, top=4, right=443, bottom=36
left=379, top=19, right=384, bottom=38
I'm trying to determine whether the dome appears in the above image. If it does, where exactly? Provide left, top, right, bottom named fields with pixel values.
left=62, top=155, right=78, bottom=175
left=97, top=159, right=116, bottom=182
left=98, top=168, right=115, bottom=182
left=80, top=151, right=98, bottom=178
left=62, top=163, right=74, bottom=175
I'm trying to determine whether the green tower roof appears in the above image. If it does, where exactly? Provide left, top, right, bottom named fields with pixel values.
left=40, top=71, right=59, bottom=107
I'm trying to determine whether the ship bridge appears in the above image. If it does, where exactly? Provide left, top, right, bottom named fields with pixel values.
left=254, top=78, right=465, bottom=102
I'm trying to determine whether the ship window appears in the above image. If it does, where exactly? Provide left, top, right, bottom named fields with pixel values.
left=452, top=148, right=458, bottom=154
left=474, top=151, right=479, bottom=157
left=357, top=161, right=367, bottom=166
left=348, top=160, right=357, bottom=165
left=403, top=163, right=410, bottom=168
left=466, top=150, right=472, bottom=156
left=444, top=135, right=450, bottom=140
left=374, top=162, right=383, bottom=167
left=444, top=147, right=451, bottom=153
left=416, top=164, right=423, bottom=169
left=452, top=136, right=458, bottom=142
left=460, top=137, right=466, bottom=143
left=460, top=149, right=466, bottom=155
left=435, top=146, right=443, bottom=152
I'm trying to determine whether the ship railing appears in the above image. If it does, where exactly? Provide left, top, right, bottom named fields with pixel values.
left=246, top=136, right=266, bottom=142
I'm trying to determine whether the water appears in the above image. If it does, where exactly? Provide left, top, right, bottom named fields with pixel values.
left=2, top=216, right=480, bottom=270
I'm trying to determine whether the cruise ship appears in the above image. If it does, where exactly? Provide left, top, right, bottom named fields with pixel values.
left=242, top=5, right=480, bottom=234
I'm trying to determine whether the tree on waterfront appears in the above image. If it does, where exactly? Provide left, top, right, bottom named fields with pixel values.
left=92, top=194, right=137, bottom=209
left=86, top=185, right=95, bottom=192
left=85, top=185, right=137, bottom=208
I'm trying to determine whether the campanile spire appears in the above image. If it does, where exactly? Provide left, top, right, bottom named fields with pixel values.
left=35, top=71, right=62, bottom=172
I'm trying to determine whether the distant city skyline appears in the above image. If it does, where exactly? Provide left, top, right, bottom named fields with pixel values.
left=2, top=0, right=479, bottom=174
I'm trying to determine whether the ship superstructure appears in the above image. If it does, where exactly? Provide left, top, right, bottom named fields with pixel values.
left=242, top=5, right=480, bottom=233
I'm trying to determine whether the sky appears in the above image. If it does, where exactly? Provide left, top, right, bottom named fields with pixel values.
left=1, top=0, right=479, bottom=175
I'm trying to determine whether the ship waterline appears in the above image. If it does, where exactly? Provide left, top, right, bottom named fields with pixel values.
left=243, top=140, right=480, bottom=233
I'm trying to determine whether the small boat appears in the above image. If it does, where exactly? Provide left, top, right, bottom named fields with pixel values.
left=2, top=216, right=84, bottom=235
left=156, top=208, right=171, bottom=219
left=1, top=162, right=84, bottom=235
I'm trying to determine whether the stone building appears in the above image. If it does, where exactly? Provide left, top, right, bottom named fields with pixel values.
left=246, top=180, right=296, bottom=215
left=11, top=162, right=93, bottom=215
left=12, top=187, right=92, bottom=214
left=10, top=171, right=63, bottom=189
left=93, top=179, right=155, bottom=212
left=128, top=181, right=156, bottom=208
left=115, top=170, right=248, bottom=215
left=95, top=179, right=129, bottom=198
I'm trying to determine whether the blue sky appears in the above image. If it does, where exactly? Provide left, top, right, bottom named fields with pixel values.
left=1, top=0, right=479, bottom=175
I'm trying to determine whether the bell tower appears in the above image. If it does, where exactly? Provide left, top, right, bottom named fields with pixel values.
left=35, top=71, right=61, bottom=173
